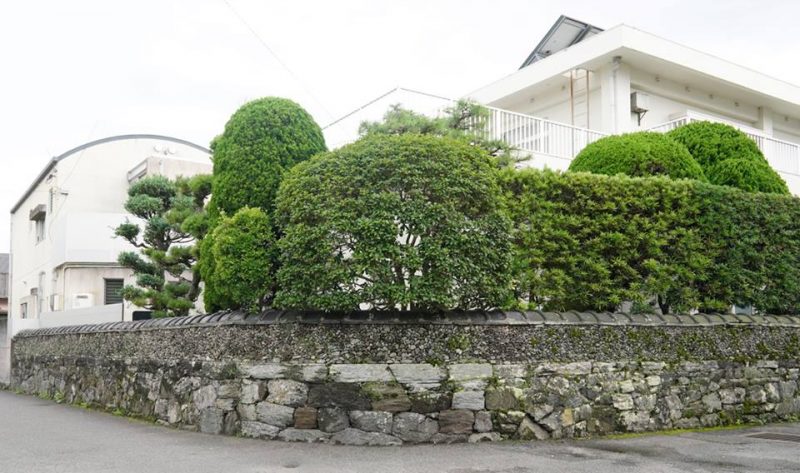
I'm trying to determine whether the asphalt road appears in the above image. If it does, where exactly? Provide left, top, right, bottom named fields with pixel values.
left=1, top=390, right=799, bottom=473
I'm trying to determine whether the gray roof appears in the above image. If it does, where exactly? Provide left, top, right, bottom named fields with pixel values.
left=520, top=15, right=604, bottom=69
left=0, top=253, right=8, bottom=299
left=10, top=134, right=212, bottom=214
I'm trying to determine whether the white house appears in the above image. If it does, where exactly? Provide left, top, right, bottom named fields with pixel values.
left=5, top=135, right=211, bottom=360
left=324, top=16, right=800, bottom=194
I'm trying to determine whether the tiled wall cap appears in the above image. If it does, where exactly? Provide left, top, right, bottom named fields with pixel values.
left=12, top=310, right=800, bottom=339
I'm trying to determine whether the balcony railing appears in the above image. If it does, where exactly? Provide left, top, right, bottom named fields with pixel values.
left=482, top=106, right=607, bottom=163
left=648, top=111, right=800, bottom=176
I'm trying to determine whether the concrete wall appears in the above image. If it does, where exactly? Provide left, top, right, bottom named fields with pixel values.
left=10, top=311, right=800, bottom=445
left=9, top=137, right=210, bottom=329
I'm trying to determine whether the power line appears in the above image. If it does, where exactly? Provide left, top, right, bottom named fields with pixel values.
left=221, top=0, right=334, bottom=120
left=322, top=87, right=456, bottom=130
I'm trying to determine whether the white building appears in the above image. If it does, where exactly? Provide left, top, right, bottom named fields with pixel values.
left=325, top=16, right=800, bottom=194
left=4, top=134, right=211, bottom=375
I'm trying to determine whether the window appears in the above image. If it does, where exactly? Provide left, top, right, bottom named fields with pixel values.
left=104, top=279, right=124, bottom=305
left=20, top=303, right=27, bottom=319
left=35, top=219, right=45, bottom=243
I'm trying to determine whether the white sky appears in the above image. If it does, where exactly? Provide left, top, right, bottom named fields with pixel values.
left=2, top=0, right=800, bottom=252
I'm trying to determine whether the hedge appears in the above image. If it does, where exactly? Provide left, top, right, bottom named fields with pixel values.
left=568, top=131, right=706, bottom=181
left=274, top=134, right=512, bottom=311
left=502, top=169, right=800, bottom=314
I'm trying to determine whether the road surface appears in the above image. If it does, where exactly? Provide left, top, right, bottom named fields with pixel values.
left=1, top=390, right=798, bottom=472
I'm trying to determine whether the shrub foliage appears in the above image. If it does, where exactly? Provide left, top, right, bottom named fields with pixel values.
left=502, top=169, right=800, bottom=314
left=667, top=121, right=788, bottom=194
left=568, top=131, right=705, bottom=181
left=202, top=208, right=275, bottom=313
left=274, top=134, right=512, bottom=311
left=114, top=174, right=212, bottom=317
left=201, top=97, right=326, bottom=312
left=208, top=96, right=327, bottom=218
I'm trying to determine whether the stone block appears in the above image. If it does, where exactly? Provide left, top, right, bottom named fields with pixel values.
left=256, top=402, right=295, bottom=428
left=494, top=364, right=526, bottom=381
left=299, top=365, right=328, bottom=382
left=517, top=416, right=549, bottom=440
left=452, top=391, right=484, bottom=410
left=474, top=411, right=492, bottom=433
left=392, top=412, right=438, bottom=443
left=318, top=407, right=350, bottom=433
left=217, top=383, right=240, bottom=399
left=240, top=381, right=266, bottom=404
left=409, top=391, right=452, bottom=414
left=308, top=383, right=371, bottom=410
left=349, top=410, right=393, bottom=434
left=438, top=410, right=474, bottom=434
left=245, top=363, right=287, bottom=380
left=240, top=421, right=280, bottom=439
left=330, top=364, right=393, bottom=383
left=294, top=407, right=318, bottom=429
left=554, top=362, right=592, bottom=376
left=199, top=408, right=224, bottom=434
left=277, top=428, right=330, bottom=443
left=330, top=428, right=402, bottom=446
left=236, top=403, right=257, bottom=422
left=468, top=432, right=501, bottom=443
left=449, top=364, right=493, bottom=381
left=527, top=403, right=554, bottom=421
left=367, top=384, right=411, bottom=413
left=192, top=385, right=217, bottom=411
left=485, top=387, right=521, bottom=410
left=267, top=379, right=308, bottom=407
left=390, top=364, right=446, bottom=384
left=612, top=394, right=634, bottom=411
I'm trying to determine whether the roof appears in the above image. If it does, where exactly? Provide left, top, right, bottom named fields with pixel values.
left=520, top=15, right=604, bottom=69
left=11, top=134, right=212, bottom=214
left=470, top=23, right=800, bottom=117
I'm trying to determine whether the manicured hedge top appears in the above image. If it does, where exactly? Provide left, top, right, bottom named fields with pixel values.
left=667, top=121, right=789, bottom=194
left=209, top=97, right=327, bottom=218
left=568, top=131, right=705, bottom=181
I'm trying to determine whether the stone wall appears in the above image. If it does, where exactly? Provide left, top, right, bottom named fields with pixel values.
left=9, top=311, right=800, bottom=445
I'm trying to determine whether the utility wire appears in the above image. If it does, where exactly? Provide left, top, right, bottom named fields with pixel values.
left=322, top=87, right=456, bottom=130
left=221, top=0, right=334, bottom=120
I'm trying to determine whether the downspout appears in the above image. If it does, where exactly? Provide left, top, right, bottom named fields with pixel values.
left=611, top=56, right=622, bottom=133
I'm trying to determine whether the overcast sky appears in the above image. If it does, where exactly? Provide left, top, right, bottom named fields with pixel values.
left=2, top=0, right=800, bottom=252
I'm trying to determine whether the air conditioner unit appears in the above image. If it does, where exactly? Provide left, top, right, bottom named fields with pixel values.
left=70, top=293, right=95, bottom=309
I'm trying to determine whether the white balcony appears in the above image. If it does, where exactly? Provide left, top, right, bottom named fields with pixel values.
left=481, top=106, right=607, bottom=170
left=483, top=106, right=800, bottom=193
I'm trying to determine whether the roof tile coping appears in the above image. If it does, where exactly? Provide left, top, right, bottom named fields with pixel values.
left=12, top=310, right=800, bottom=339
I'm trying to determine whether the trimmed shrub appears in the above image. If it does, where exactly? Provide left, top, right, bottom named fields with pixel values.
left=694, top=184, right=800, bottom=313
left=667, top=121, right=789, bottom=194
left=202, top=208, right=275, bottom=313
left=209, top=97, right=326, bottom=218
left=201, top=97, right=325, bottom=311
left=706, top=158, right=789, bottom=194
left=667, top=121, right=764, bottom=168
left=502, top=168, right=800, bottom=314
left=274, top=134, right=512, bottom=312
left=502, top=169, right=703, bottom=313
left=568, top=131, right=705, bottom=181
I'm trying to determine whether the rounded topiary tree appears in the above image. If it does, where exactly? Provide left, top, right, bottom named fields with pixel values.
left=274, top=134, right=512, bottom=312
left=667, top=121, right=789, bottom=194
left=203, top=207, right=275, bottom=313
left=209, top=97, right=327, bottom=218
left=707, top=158, right=789, bottom=194
left=568, top=131, right=705, bottom=180
left=202, top=97, right=326, bottom=312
